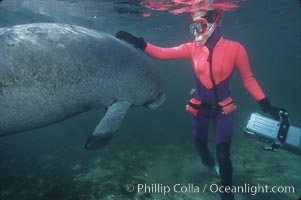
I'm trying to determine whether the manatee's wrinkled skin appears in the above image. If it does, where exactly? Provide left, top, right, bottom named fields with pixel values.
left=0, top=23, right=165, bottom=149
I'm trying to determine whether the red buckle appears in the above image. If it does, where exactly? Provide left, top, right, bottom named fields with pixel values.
left=218, top=97, right=237, bottom=115
left=186, top=98, right=202, bottom=117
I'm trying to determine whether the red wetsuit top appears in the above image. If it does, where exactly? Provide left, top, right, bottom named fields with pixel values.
left=144, top=37, right=265, bottom=104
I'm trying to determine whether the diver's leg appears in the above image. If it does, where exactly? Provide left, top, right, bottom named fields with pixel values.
left=192, top=113, right=215, bottom=169
left=214, top=113, right=234, bottom=200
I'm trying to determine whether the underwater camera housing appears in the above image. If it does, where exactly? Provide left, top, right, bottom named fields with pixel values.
left=244, top=111, right=301, bottom=155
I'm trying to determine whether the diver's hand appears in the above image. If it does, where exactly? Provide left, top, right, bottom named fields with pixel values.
left=115, top=31, right=147, bottom=50
left=258, top=98, right=281, bottom=120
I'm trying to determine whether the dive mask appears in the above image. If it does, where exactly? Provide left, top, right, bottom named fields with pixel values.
left=188, top=10, right=222, bottom=45
left=188, top=18, right=209, bottom=35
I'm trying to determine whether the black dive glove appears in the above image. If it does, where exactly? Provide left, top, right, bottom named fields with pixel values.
left=115, top=31, right=147, bottom=51
left=258, top=98, right=281, bottom=120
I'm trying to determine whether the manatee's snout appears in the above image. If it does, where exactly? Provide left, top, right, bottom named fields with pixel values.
left=147, top=91, right=166, bottom=110
left=84, top=133, right=113, bottom=150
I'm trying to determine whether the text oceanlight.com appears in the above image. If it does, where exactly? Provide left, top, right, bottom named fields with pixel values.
left=125, top=183, right=295, bottom=196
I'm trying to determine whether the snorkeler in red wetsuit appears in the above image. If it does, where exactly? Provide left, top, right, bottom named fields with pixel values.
left=116, top=5, right=279, bottom=200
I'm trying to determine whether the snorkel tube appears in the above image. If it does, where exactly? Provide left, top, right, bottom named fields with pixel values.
left=195, top=10, right=222, bottom=45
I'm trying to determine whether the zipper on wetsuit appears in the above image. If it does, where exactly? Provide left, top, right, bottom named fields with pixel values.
left=208, top=48, right=219, bottom=104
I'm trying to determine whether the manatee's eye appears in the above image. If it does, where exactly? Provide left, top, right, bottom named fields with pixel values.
left=157, top=91, right=164, bottom=99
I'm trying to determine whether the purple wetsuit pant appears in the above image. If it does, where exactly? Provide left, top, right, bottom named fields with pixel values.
left=191, top=78, right=234, bottom=200
left=192, top=108, right=233, bottom=146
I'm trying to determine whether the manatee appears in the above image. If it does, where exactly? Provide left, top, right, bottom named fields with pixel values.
left=0, top=23, right=165, bottom=150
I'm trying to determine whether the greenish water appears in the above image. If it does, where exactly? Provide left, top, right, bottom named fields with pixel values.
left=0, top=0, right=300, bottom=200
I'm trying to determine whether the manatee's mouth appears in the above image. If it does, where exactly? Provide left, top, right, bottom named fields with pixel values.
left=147, top=91, right=166, bottom=110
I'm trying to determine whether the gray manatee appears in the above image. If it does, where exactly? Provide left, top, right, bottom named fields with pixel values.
left=0, top=23, right=165, bottom=150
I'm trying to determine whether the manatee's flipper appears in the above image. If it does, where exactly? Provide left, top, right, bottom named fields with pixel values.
left=85, top=100, right=132, bottom=150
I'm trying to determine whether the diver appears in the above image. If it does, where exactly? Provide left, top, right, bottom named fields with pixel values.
left=116, top=4, right=280, bottom=200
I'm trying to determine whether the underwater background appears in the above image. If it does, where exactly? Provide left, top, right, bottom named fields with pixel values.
left=0, top=0, right=300, bottom=199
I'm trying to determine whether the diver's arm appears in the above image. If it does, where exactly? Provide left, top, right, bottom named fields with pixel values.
left=144, top=42, right=191, bottom=60
left=235, top=44, right=266, bottom=101
left=235, top=44, right=281, bottom=119
left=116, top=30, right=191, bottom=60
